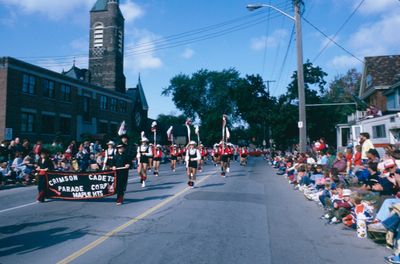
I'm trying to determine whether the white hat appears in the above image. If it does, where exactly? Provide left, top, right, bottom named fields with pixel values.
left=156, top=144, right=161, bottom=148
left=189, top=141, right=197, bottom=145
left=106, top=141, right=115, bottom=145
left=343, top=189, right=352, bottom=196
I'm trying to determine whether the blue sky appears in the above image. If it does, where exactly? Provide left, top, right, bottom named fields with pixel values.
left=1, top=0, right=400, bottom=119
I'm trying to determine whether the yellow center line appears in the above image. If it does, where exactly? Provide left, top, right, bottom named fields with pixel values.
left=57, top=172, right=214, bottom=264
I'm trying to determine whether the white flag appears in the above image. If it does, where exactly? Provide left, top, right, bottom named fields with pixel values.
left=117, top=121, right=126, bottom=136
left=226, top=127, right=230, bottom=140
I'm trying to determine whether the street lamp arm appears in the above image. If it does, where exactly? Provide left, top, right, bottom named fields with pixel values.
left=246, top=4, right=295, bottom=20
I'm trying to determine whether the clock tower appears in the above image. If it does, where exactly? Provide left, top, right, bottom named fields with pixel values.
left=89, top=0, right=126, bottom=93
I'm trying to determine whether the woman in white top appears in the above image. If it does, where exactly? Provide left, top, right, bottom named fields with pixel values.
left=185, top=141, right=201, bottom=188
left=136, top=138, right=152, bottom=188
left=103, top=141, right=116, bottom=170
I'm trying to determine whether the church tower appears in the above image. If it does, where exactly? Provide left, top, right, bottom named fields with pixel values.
left=89, top=0, right=126, bottom=93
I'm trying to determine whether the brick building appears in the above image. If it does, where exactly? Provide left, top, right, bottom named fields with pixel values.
left=0, top=0, right=149, bottom=143
left=359, top=55, right=400, bottom=112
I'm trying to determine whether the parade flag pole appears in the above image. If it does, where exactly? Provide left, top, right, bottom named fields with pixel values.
left=167, top=126, right=173, bottom=145
left=151, top=121, right=157, bottom=145
left=185, top=118, right=192, bottom=144
left=117, top=120, right=127, bottom=136
left=222, top=115, right=227, bottom=152
left=195, top=125, right=200, bottom=144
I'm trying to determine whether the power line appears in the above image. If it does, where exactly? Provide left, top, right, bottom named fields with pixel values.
left=302, top=16, right=364, bottom=64
left=35, top=13, right=287, bottom=68
left=312, top=0, right=365, bottom=63
left=272, top=24, right=295, bottom=96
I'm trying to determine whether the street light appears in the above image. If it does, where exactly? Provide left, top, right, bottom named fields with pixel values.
left=247, top=1, right=307, bottom=153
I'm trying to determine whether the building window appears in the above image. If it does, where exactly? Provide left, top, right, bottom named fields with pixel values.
left=100, top=95, right=108, bottom=110
left=98, top=121, right=108, bottom=134
left=93, top=23, right=104, bottom=48
left=372, top=124, right=386, bottom=139
left=118, top=100, right=127, bottom=113
left=118, top=30, right=123, bottom=54
left=22, top=74, right=36, bottom=94
left=21, top=112, right=35, bottom=132
left=42, top=115, right=55, bottom=134
left=83, top=97, right=91, bottom=122
left=60, top=117, right=71, bottom=135
left=61, top=84, right=71, bottom=101
left=110, top=98, right=117, bottom=112
left=42, top=79, right=55, bottom=98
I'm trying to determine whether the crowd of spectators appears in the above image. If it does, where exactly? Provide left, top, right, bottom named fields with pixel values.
left=0, top=136, right=179, bottom=186
left=270, top=135, right=400, bottom=264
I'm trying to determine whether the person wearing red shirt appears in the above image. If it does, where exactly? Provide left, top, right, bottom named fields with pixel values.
left=353, top=145, right=362, bottom=167
left=170, top=145, right=178, bottom=172
left=153, top=145, right=163, bottom=176
left=220, top=143, right=231, bottom=177
left=240, top=146, right=249, bottom=166
left=198, top=144, right=207, bottom=172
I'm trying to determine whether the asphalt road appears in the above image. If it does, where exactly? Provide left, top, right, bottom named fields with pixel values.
left=0, top=158, right=390, bottom=264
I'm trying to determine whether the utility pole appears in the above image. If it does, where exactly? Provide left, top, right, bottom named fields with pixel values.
left=294, top=0, right=307, bottom=153
left=264, top=80, right=276, bottom=95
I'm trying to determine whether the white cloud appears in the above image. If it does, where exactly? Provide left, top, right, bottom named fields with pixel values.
left=330, top=55, right=361, bottom=69
left=120, top=0, right=144, bottom=23
left=250, top=29, right=288, bottom=51
left=0, top=0, right=95, bottom=20
left=124, top=30, right=163, bottom=72
left=348, top=13, right=400, bottom=56
left=181, top=48, right=194, bottom=59
left=355, top=0, right=400, bottom=14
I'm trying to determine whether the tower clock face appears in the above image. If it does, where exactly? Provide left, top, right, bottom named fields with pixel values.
left=135, top=112, right=141, bottom=127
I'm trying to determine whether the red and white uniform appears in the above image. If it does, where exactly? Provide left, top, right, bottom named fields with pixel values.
left=153, top=148, right=163, bottom=159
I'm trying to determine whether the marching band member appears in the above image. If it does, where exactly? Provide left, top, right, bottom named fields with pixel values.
left=148, top=143, right=154, bottom=172
left=212, top=144, right=220, bottom=166
left=137, top=138, right=152, bottom=188
left=102, top=141, right=116, bottom=170
left=170, top=144, right=178, bottom=172
left=227, top=143, right=234, bottom=173
left=240, top=146, right=249, bottom=166
left=112, top=144, right=130, bottom=205
left=185, top=141, right=201, bottom=188
left=153, top=144, right=163, bottom=176
left=198, top=144, right=207, bottom=172
left=220, top=143, right=230, bottom=177
left=36, top=149, right=54, bottom=202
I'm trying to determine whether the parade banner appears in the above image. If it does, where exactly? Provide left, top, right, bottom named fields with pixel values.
left=46, top=171, right=117, bottom=200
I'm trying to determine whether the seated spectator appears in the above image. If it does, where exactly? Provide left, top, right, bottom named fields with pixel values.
left=0, top=162, right=11, bottom=185
left=333, top=152, right=347, bottom=173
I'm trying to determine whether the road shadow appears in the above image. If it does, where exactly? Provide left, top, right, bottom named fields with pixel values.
left=57, top=195, right=173, bottom=204
left=125, top=185, right=174, bottom=193
left=0, top=227, right=86, bottom=257
left=185, top=191, right=266, bottom=205
left=198, top=183, right=225, bottom=189
left=0, top=217, right=77, bottom=235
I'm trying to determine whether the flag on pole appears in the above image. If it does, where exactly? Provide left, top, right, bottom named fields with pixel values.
left=167, top=126, right=173, bottom=142
left=226, top=127, right=230, bottom=141
left=185, top=118, right=192, bottom=143
left=117, top=121, right=127, bottom=136
left=140, top=131, right=146, bottom=141
left=151, top=121, right=157, bottom=132
left=195, top=125, right=200, bottom=144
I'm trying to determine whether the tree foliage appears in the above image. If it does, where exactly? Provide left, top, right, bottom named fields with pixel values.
left=162, top=64, right=362, bottom=150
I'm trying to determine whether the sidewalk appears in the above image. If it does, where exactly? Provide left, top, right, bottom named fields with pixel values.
left=254, top=159, right=389, bottom=264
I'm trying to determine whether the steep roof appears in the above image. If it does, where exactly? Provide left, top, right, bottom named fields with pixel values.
left=62, top=65, right=88, bottom=81
left=360, top=55, right=400, bottom=98
left=91, top=0, right=120, bottom=12
left=126, top=76, right=149, bottom=111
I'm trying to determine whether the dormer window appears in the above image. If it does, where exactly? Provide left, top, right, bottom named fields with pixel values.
left=93, top=23, right=104, bottom=48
